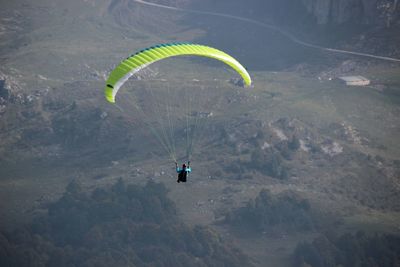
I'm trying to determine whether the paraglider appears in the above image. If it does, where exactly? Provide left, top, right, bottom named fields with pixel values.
left=104, top=42, right=252, bottom=103
left=104, top=42, right=251, bottom=181
left=175, top=161, right=191, bottom=183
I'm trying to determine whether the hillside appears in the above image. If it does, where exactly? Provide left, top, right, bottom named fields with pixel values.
left=0, top=0, right=399, bottom=266
left=0, top=179, right=252, bottom=266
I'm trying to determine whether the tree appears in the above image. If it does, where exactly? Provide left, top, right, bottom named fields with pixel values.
left=289, top=135, right=300, bottom=151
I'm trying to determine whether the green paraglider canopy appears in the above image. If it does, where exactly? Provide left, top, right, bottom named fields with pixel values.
left=104, top=42, right=252, bottom=103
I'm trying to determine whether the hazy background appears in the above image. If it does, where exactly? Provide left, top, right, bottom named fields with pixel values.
left=0, top=0, right=400, bottom=266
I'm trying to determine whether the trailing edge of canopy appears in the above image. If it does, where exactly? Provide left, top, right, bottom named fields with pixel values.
left=104, top=42, right=252, bottom=103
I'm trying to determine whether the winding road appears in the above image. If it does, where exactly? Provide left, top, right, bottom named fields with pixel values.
left=133, top=0, right=400, bottom=63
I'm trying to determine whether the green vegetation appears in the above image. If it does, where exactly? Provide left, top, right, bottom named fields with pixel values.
left=293, top=231, right=400, bottom=267
left=219, top=119, right=302, bottom=180
left=249, top=149, right=289, bottom=179
left=220, top=144, right=290, bottom=180
left=225, top=189, right=316, bottom=234
left=0, top=179, right=252, bottom=267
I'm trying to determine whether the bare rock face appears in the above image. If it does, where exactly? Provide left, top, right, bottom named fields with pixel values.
left=300, top=0, right=399, bottom=26
left=301, top=0, right=330, bottom=24
left=301, top=0, right=379, bottom=25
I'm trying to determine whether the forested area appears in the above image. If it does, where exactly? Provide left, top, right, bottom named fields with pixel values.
left=224, top=189, right=316, bottom=234
left=293, top=231, right=400, bottom=267
left=0, top=179, right=251, bottom=267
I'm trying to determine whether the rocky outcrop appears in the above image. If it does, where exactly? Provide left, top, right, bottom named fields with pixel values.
left=301, top=0, right=399, bottom=25
left=301, top=0, right=371, bottom=24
